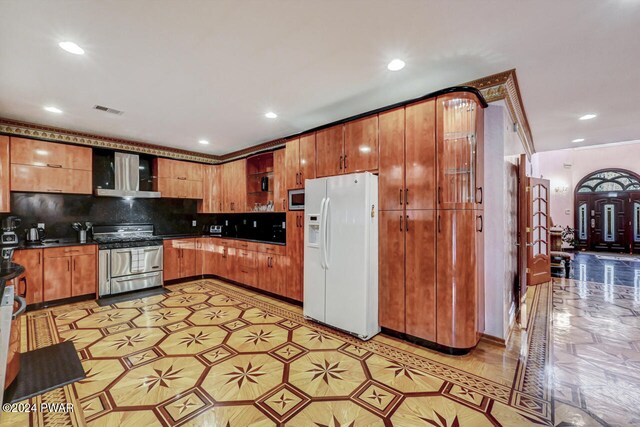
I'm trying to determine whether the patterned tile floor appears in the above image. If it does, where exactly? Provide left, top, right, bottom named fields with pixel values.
left=0, top=276, right=633, bottom=426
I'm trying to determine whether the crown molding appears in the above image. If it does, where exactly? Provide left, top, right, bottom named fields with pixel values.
left=0, top=118, right=222, bottom=164
left=465, top=69, right=535, bottom=157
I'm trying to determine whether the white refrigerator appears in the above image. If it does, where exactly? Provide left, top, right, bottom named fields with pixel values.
left=303, top=172, right=379, bottom=340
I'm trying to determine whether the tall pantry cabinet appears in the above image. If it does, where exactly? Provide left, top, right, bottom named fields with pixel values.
left=378, top=90, right=485, bottom=352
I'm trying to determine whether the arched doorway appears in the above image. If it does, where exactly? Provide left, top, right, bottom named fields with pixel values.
left=575, top=169, right=640, bottom=253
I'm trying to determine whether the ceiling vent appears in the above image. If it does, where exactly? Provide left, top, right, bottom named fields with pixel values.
left=93, top=105, right=124, bottom=115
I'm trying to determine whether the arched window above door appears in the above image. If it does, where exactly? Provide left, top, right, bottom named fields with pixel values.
left=576, top=169, right=640, bottom=193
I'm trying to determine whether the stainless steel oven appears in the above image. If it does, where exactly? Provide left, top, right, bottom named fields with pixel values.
left=99, top=245, right=163, bottom=296
left=288, top=189, right=305, bottom=210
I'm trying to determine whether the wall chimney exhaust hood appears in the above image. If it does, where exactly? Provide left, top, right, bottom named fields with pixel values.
left=95, top=152, right=161, bottom=198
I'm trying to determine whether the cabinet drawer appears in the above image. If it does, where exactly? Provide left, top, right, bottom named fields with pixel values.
left=11, top=165, right=92, bottom=194
left=238, top=251, right=256, bottom=269
left=10, top=137, right=92, bottom=170
left=228, top=240, right=259, bottom=252
left=257, top=243, right=286, bottom=256
left=44, top=245, right=96, bottom=258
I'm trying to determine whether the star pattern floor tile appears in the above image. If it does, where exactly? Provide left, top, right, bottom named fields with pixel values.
left=6, top=276, right=633, bottom=426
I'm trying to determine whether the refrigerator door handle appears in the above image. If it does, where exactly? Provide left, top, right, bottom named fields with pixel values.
left=319, top=197, right=327, bottom=269
left=323, top=197, right=331, bottom=269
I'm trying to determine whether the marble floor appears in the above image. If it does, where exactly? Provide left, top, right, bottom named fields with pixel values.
left=0, top=276, right=636, bottom=426
left=570, top=252, right=640, bottom=287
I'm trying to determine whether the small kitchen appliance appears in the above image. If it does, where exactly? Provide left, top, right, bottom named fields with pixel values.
left=24, top=225, right=46, bottom=244
left=208, top=225, right=223, bottom=236
left=1, top=216, right=21, bottom=246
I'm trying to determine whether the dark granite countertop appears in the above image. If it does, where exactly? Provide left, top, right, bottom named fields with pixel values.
left=158, top=234, right=286, bottom=246
left=0, top=262, right=25, bottom=283
left=15, top=239, right=98, bottom=250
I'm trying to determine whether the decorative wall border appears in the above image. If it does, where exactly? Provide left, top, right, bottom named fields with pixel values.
left=0, top=68, right=535, bottom=164
left=465, top=69, right=536, bottom=157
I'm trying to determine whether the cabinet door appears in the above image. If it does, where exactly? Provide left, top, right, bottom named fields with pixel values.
left=196, top=238, right=207, bottom=275
left=11, top=249, right=43, bottom=305
left=344, top=116, right=378, bottom=173
left=405, top=210, right=437, bottom=341
left=235, top=160, right=247, bottom=212
left=273, top=149, right=287, bottom=212
left=286, top=212, right=303, bottom=300
left=221, top=162, right=233, bottom=212
left=257, top=252, right=271, bottom=291
left=316, top=125, right=344, bottom=178
left=10, top=137, right=92, bottom=170
left=11, top=165, right=92, bottom=194
left=270, top=255, right=286, bottom=296
left=0, top=135, right=9, bottom=212
left=187, top=179, right=203, bottom=199
left=285, top=138, right=300, bottom=191
left=378, top=211, right=405, bottom=332
left=44, top=256, right=72, bottom=301
left=72, top=253, right=97, bottom=296
left=198, top=165, right=218, bottom=213
left=180, top=239, right=197, bottom=278
left=163, top=241, right=182, bottom=281
left=378, top=108, right=405, bottom=211
left=436, top=93, right=482, bottom=210
left=299, top=133, right=316, bottom=185
left=436, top=210, right=479, bottom=349
left=405, top=100, right=436, bottom=210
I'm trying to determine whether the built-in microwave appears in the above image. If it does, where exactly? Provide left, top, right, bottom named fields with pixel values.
left=288, top=189, right=305, bottom=210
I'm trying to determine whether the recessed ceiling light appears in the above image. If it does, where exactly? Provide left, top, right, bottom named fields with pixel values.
left=44, top=106, right=63, bottom=114
left=58, top=41, right=84, bottom=55
left=572, top=138, right=585, bottom=143
left=198, top=140, right=209, bottom=145
left=579, top=114, right=597, bottom=120
left=265, top=112, right=278, bottom=119
left=387, top=59, right=406, bottom=71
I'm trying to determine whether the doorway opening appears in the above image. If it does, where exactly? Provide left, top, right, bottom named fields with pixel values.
left=574, top=169, right=640, bottom=253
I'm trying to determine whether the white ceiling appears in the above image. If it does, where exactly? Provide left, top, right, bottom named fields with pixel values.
left=1, top=0, right=639, bottom=155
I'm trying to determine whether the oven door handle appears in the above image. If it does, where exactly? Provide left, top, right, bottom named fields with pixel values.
left=12, top=295, right=27, bottom=320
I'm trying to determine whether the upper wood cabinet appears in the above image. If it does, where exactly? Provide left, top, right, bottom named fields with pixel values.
left=378, top=108, right=405, bottom=211
left=436, top=93, right=484, bottom=210
left=405, top=99, right=437, bottom=210
left=154, top=158, right=204, bottom=199
left=344, top=116, right=378, bottom=173
left=316, top=126, right=344, bottom=178
left=198, top=165, right=222, bottom=213
left=0, top=136, right=10, bottom=212
left=273, top=149, right=287, bottom=212
left=221, top=159, right=247, bottom=212
left=9, top=137, right=93, bottom=195
left=285, top=134, right=316, bottom=189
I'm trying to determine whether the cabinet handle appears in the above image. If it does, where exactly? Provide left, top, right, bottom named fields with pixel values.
left=300, top=171, right=304, bottom=185
left=437, top=215, right=442, bottom=233
left=67, top=259, right=70, bottom=271
left=47, top=189, right=62, bottom=192
left=19, top=277, right=27, bottom=298
left=406, top=215, right=409, bottom=232
left=282, top=199, right=286, bottom=210
left=399, top=215, right=403, bottom=232
left=344, top=155, right=347, bottom=170
left=476, top=215, right=483, bottom=232
left=476, top=187, right=483, bottom=204
left=437, top=186, right=442, bottom=205
left=73, top=258, right=76, bottom=271
left=177, top=177, right=187, bottom=180
left=399, top=189, right=403, bottom=205
left=46, top=164, right=62, bottom=168
left=38, top=251, right=41, bottom=265
left=339, top=156, right=343, bottom=170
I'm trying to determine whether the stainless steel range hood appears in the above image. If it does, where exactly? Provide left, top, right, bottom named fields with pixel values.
left=95, top=152, right=161, bottom=198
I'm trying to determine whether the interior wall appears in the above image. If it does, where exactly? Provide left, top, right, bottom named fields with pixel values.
left=532, top=141, right=640, bottom=229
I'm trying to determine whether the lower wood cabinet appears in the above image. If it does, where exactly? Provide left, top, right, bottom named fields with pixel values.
left=10, top=249, right=44, bottom=305
left=43, top=245, right=97, bottom=301
left=286, top=211, right=304, bottom=301
left=258, top=253, right=286, bottom=295
left=163, top=238, right=197, bottom=281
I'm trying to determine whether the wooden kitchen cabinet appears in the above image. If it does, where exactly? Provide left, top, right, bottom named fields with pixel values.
left=10, top=137, right=93, bottom=195
left=258, top=253, right=286, bottom=295
left=378, top=108, right=405, bottom=211
left=163, top=238, right=197, bottom=281
left=273, top=149, right=287, bottom=212
left=10, top=249, right=43, bottom=305
left=378, top=211, right=406, bottom=332
left=43, top=245, right=97, bottom=301
left=222, top=159, right=247, bottom=212
left=154, top=158, right=204, bottom=199
left=236, top=249, right=257, bottom=287
left=286, top=211, right=304, bottom=301
left=316, top=125, right=344, bottom=178
left=198, top=165, right=222, bottom=213
left=0, top=135, right=10, bottom=212
left=344, top=115, right=378, bottom=173
left=285, top=133, right=316, bottom=190
left=405, top=99, right=436, bottom=210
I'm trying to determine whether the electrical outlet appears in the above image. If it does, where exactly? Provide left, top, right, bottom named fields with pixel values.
left=37, top=223, right=45, bottom=229
left=192, top=220, right=197, bottom=227
left=253, top=221, right=257, bottom=228
left=565, top=209, right=571, bottom=215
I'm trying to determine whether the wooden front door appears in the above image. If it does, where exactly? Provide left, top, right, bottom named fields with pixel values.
left=591, top=196, right=628, bottom=252
left=527, top=178, right=551, bottom=286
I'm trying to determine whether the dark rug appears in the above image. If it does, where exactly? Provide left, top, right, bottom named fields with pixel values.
left=96, top=286, right=169, bottom=307
left=4, top=341, right=85, bottom=403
